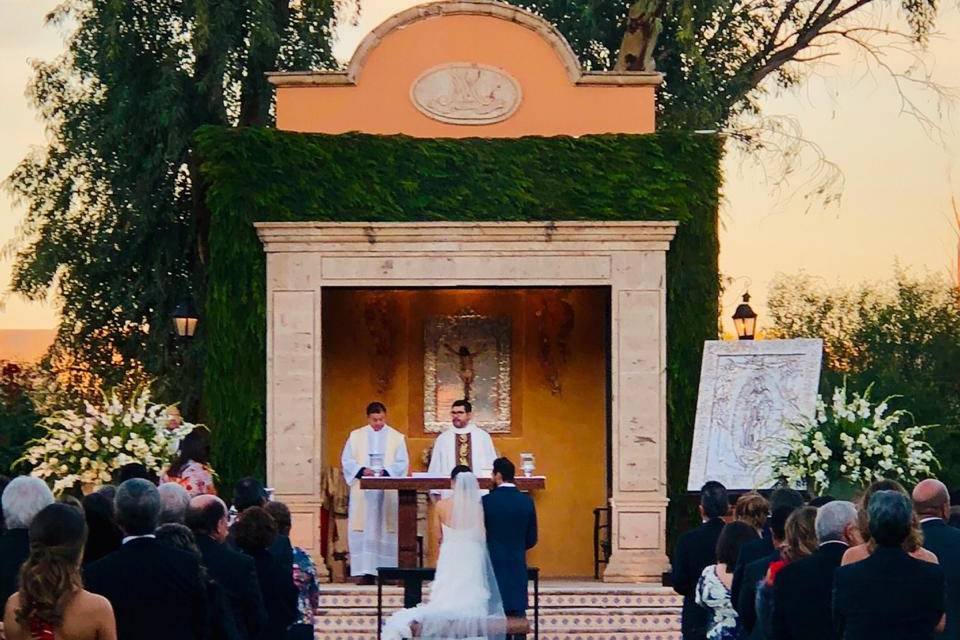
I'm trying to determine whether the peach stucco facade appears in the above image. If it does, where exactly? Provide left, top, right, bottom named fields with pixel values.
left=269, top=1, right=661, bottom=137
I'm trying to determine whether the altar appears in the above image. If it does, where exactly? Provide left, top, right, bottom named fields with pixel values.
left=360, top=476, right=547, bottom=568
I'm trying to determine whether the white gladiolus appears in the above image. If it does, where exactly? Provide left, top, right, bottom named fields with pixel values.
left=770, top=382, right=939, bottom=496
left=16, top=386, right=206, bottom=495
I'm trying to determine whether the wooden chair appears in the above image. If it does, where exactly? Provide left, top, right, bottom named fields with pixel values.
left=593, top=506, right=612, bottom=579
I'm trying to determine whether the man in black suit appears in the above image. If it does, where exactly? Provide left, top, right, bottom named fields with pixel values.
left=188, top=494, right=268, bottom=640
left=672, top=481, right=728, bottom=640
left=0, top=476, right=54, bottom=604
left=85, top=479, right=208, bottom=640
left=482, top=457, right=537, bottom=632
left=731, top=488, right=804, bottom=611
left=771, top=500, right=860, bottom=640
left=735, top=504, right=798, bottom=640
left=914, top=479, right=960, bottom=640
left=833, top=490, right=945, bottom=640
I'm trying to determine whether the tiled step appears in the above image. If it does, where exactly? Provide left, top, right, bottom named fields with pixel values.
left=316, top=609, right=681, bottom=631
left=313, top=583, right=682, bottom=639
left=314, top=633, right=682, bottom=640
left=317, top=588, right=683, bottom=610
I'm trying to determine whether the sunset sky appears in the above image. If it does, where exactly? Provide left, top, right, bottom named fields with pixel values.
left=1, top=0, right=958, bottom=338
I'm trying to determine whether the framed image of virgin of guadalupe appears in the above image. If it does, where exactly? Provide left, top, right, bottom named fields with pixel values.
left=423, top=311, right=511, bottom=434
left=687, top=339, right=823, bottom=491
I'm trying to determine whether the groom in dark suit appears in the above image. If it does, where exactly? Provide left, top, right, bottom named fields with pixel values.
left=483, top=456, right=538, bottom=631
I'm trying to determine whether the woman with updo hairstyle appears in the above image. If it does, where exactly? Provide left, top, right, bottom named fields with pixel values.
left=734, top=492, right=770, bottom=536
left=781, top=506, right=819, bottom=562
left=842, top=478, right=937, bottom=566
left=234, top=507, right=298, bottom=640
left=3, top=503, right=116, bottom=640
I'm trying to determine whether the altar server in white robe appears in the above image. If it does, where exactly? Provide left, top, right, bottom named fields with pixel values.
left=427, top=399, right=498, bottom=497
left=341, top=402, right=410, bottom=581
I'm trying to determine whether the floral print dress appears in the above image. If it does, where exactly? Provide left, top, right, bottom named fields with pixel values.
left=695, top=564, right=741, bottom=640
left=161, top=459, right=217, bottom=498
left=292, top=545, right=320, bottom=625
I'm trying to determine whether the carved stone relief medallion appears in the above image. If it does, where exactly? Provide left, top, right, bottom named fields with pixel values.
left=410, top=63, right=522, bottom=125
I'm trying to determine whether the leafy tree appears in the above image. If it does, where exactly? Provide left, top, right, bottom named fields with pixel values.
left=767, top=271, right=960, bottom=487
left=0, top=362, right=41, bottom=475
left=515, top=0, right=943, bottom=130
left=5, top=0, right=338, bottom=416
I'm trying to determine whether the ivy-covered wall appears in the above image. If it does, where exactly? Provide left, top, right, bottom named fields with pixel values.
left=195, top=126, right=722, bottom=542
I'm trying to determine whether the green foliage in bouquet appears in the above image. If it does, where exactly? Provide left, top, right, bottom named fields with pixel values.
left=774, top=382, right=938, bottom=498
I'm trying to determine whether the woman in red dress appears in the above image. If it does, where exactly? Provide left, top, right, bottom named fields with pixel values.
left=3, top=503, right=116, bottom=640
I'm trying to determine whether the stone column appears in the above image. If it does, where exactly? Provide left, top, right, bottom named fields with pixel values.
left=265, top=252, right=329, bottom=581
left=604, top=250, right=671, bottom=582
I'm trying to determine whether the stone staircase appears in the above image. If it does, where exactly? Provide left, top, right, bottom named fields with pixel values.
left=313, top=581, right=682, bottom=640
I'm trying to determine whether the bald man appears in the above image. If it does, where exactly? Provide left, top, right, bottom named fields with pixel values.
left=187, top=495, right=267, bottom=640
left=914, top=479, right=960, bottom=640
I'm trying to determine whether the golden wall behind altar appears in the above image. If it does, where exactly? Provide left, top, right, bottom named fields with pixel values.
left=322, top=287, right=608, bottom=578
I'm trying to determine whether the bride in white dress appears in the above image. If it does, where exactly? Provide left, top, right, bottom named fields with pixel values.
left=382, top=471, right=506, bottom=640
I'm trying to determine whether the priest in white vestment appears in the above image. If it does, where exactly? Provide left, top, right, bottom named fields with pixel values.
left=341, top=402, right=410, bottom=580
left=427, top=399, right=498, bottom=498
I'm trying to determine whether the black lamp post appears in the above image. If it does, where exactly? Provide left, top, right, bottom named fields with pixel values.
left=732, top=292, right=758, bottom=340
left=172, top=299, right=200, bottom=338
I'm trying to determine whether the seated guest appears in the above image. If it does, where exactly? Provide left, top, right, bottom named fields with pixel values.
left=842, top=479, right=937, bottom=566
left=234, top=478, right=268, bottom=514
left=696, top=521, right=757, bottom=640
left=736, top=493, right=770, bottom=537
left=265, top=502, right=319, bottom=640
left=96, top=485, right=117, bottom=502
left=233, top=507, right=298, bottom=640
left=162, top=429, right=217, bottom=498
left=264, top=502, right=294, bottom=571
left=809, top=495, right=837, bottom=508
left=913, top=479, right=960, bottom=639
left=187, top=495, right=267, bottom=640
left=833, top=490, right=945, bottom=640
left=225, top=478, right=270, bottom=550
left=116, top=463, right=158, bottom=485
left=156, top=523, right=241, bottom=640
left=82, top=492, right=123, bottom=565
left=732, top=488, right=804, bottom=612
left=756, top=507, right=819, bottom=638
left=949, top=488, right=960, bottom=529
left=2, top=503, right=116, bottom=640
left=673, top=481, right=729, bottom=640
left=771, top=501, right=859, bottom=640
left=0, top=476, right=55, bottom=604
left=735, top=503, right=800, bottom=640
left=84, top=479, right=207, bottom=640
left=0, top=475, right=10, bottom=533
left=158, top=482, right=191, bottom=524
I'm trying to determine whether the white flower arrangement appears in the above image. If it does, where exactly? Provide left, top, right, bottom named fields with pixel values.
left=773, top=382, right=938, bottom=496
left=17, top=386, right=199, bottom=495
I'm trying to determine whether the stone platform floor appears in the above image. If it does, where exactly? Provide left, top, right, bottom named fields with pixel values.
left=314, top=580, right=682, bottom=640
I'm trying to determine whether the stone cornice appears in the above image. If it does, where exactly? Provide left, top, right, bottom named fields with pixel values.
left=255, top=221, right=678, bottom=253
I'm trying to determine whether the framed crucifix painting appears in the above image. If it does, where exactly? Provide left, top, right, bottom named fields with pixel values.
left=423, top=311, right=511, bottom=434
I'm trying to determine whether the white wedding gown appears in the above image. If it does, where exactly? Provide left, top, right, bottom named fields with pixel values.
left=382, top=473, right=506, bottom=640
